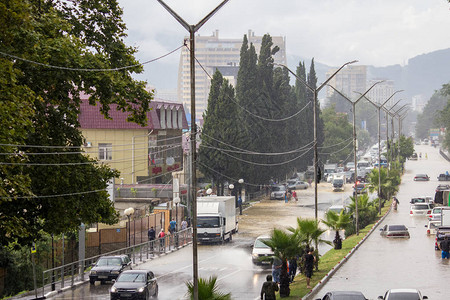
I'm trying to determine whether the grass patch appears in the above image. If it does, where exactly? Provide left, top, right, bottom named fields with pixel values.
left=280, top=204, right=390, bottom=299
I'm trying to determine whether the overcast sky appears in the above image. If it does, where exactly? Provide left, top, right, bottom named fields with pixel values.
left=118, top=0, right=450, bottom=91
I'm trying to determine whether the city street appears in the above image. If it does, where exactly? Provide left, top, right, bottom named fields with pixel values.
left=312, top=144, right=450, bottom=299
left=49, top=177, right=353, bottom=299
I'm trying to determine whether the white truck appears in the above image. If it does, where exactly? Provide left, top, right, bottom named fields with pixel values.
left=197, top=196, right=237, bottom=243
left=441, top=207, right=450, bottom=226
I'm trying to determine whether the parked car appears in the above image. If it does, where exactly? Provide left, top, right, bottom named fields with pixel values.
left=435, top=226, right=450, bottom=250
left=427, top=206, right=443, bottom=221
left=378, top=289, right=428, bottom=299
left=409, top=152, right=418, bottom=160
left=270, top=185, right=287, bottom=200
left=414, top=174, right=430, bottom=181
left=410, top=203, right=433, bottom=216
left=379, top=224, right=410, bottom=238
left=436, top=184, right=450, bottom=192
left=425, top=220, right=441, bottom=235
left=251, top=235, right=274, bottom=265
left=437, top=173, right=450, bottom=181
left=287, top=179, right=308, bottom=190
left=110, top=270, right=158, bottom=300
left=89, top=255, right=132, bottom=284
left=316, top=291, right=367, bottom=300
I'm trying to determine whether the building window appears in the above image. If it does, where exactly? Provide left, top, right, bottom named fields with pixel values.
left=99, top=143, right=112, bottom=160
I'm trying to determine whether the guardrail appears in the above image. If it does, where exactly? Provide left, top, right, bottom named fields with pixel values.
left=40, top=227, right=192, bottom=298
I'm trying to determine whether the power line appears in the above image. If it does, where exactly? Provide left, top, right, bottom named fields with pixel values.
left=0, top=44, right=184, bottom=72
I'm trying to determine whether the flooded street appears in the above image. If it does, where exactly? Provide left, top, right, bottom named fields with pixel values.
left=51, top=179, right=351, bottom=299
left=313, top=145, right=450, bottom=299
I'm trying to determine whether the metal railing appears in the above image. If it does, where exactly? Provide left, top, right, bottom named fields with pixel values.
left=40, top=227, right=192, bottom=298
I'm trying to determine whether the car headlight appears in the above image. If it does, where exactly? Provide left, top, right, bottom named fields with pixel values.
left=270, top=192, right=275, bottom=197
left=110, top=286, right=117, bottom=293
left=90, top=270, right=97, bottom=275
left=138, top=287, right=145, bottom=293
left=252, top=253, right=258, bottom=259
left=111, top=270, right=120, bottom=275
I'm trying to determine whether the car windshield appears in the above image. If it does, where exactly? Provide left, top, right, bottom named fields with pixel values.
left=433, top=208, right=442, bottom=213
left=254, top=238, right=270, bottom=248
left=416, top=174, right=427, bottom=177
left=96, top=257, right=122, bottom=266
left=272, top=186, right=286, bottom=192
left=388, top=225, right=407, bottom=231
left=287, top=181, right=296, bottom=185
left=387, top=292, right=419, bottom=299
left=117, top=273, right=146, bottom=282
left=411, top=198, right=425, bottom=203
left=197, top=217, right=220, bottom=228
left=411, top=204, right=429, bottom=210
left=333, top=296, right=365, bottom=300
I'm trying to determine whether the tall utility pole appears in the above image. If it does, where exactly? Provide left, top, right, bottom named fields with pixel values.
left=382, top=100, right=401, bottom=176
left=358, top=90, right=403, bottom=214
left=157, top=1, right=229, bottom=299
left=275, top=60, right=357, bottom=221
left=327, top=81, right=383, bottom=235
left=383, top=104, right=408, bottom=164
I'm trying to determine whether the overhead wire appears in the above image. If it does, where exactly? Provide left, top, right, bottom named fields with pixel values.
left=0, top=44, right=185, bottom=72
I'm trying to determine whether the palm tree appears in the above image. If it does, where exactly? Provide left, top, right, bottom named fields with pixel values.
left=288, top=217, right=331, bottom=249
left=263, top=229, right=304, bottom=297
left=186, top=276, right=231, bottom=300
left=347, top=193, right=378, bottom=229
left=322, top=210, right=351, bottom=249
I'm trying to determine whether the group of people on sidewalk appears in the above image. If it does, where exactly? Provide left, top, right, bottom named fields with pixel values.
left=147, top=218, right=189, bottom=250
left=261, top=247, right=316, bottom=299
left=284, top=190, right=298, bottom=203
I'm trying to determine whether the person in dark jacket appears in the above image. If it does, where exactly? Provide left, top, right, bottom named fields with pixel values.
left=260, top=274, right=278, bottom=300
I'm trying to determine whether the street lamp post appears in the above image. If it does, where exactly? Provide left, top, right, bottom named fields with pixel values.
left=327, top=81, right=383, bottom=235
left=124, top=207, right=135, bottom=248
left=173, top=196, right=181, bottom=247
left=382, top=100, right=402, bottom=175
left=357, top=90, right=403, bottom=214
left=383, top=104, right=409, bottom=164
left=275, top=60, right=357, bottom=222
left=157, top=2, right=229, bottom=298
left=238, top=179, right=244, bottom=215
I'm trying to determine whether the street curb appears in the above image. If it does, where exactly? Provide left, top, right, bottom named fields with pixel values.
left=303, top=205, right=392, bottom=300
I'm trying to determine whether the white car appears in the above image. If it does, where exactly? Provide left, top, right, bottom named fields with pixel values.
left=410, top=203, right=433, bottom=216
left=427, top=207, right=443, bottom=221
left=251, top=235, right=274, bottom=265
left=425, top=220, right=441, bottom=235
left=378, top=289, right=428, bottom=299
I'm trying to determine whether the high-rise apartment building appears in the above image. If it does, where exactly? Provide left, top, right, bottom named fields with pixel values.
left=326, top=65, right=367, bottom=98
left=367, top=79, right=396, bottom=106
left=178, top=30, right=286, bottom=120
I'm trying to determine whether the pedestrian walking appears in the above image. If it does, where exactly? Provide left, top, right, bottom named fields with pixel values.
left=440, top=235, right=450, bottom=259
left=288, top=257, right=297, bottom=282
left=392, top=197, right=399, bottom=211
left=272, top=256, right=282, bottom=284
left=284, top=191, right=288, bottom=203
left=304, top=248, right=316, bottom=289
left=181, top=218, right=188, bottom=230
left=158, top=228, right=165, bottom=250
left=169, top=218, right=176, bottom=234
left=148, top=226, right=156, bottom=250
left=260, top=274, right=279, bottom=300
left=292, top=190, right=297, bottom=202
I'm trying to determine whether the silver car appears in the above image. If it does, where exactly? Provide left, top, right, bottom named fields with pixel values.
left=379, top=224, right=410, bottom=238
left=428, top=207, right=443, bottom=221
left=287, top=180, right=308, bottom=190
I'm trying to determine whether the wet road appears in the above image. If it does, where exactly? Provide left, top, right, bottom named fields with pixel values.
left=313, top=144, right=450, bottom=300
left=50, top=178, right=354, bottom=299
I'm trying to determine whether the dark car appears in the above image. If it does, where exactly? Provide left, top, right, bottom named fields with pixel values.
left=409, top=152, right=418, bottom=160
left=379, top=224, right=410, bottom=238
left=414, top=174, right=429, bottom=181
left=435, top=226, right=450, bottom=250
left=270, top=185, right=287, bottom=200
left=110, top=270, right=158, bottom=300
left=437, top=173, right=450, bottom=181
left=89, top=255, right=132, bottom=284
left=353, top=182, right=367, bottom=194
left=316, top=291, right=367, bottom=300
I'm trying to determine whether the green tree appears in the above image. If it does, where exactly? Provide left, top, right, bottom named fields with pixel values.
left=415, top=91, right=448, bottom=139
left=288, top=217, right=331, bottom=250
left=186, top=276, right=231, bottom=300
left=322, top=210, right=351, bottom=249
left=321, top=105, right=353, bottom=163
left=199, top=71, right=242, bottom=194
left=436, top=85, right=450, bottom=151
left=0, top=0, right=152, bottom=245
left=346, top=193, right=379, bottom=231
